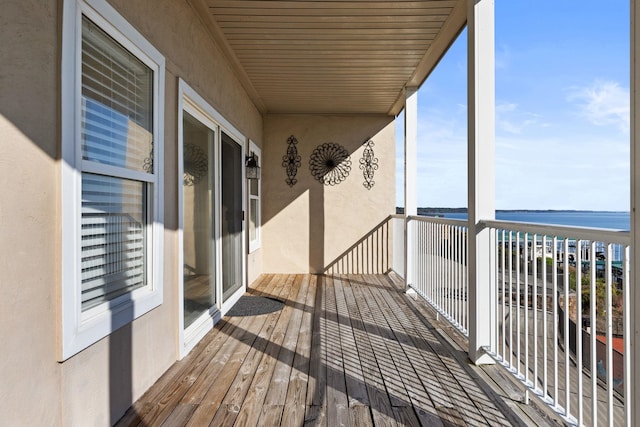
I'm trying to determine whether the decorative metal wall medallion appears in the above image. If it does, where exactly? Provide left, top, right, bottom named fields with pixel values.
left=359, top=139, right=378, bottom=190
left=282, top=135, right=301, bottom=187
left=309, top=142, right=352, bottom=186
left=183, top=143, right=208, bottom=186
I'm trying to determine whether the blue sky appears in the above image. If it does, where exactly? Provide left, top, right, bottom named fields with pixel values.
left=396, top=1, right=630, bottom=211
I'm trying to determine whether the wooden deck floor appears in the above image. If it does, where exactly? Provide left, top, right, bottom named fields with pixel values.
left=115, top=273, right=534, bottom=426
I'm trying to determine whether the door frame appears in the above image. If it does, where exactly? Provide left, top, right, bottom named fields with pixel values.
left=177, top=79, right=246, bottom=358
left=219, top=128, right=247, bottom=314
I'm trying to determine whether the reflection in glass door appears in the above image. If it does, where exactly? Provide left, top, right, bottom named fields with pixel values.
left=182, top=111, right=216, bottom=329
left=221, top=132, right=243, bottom=302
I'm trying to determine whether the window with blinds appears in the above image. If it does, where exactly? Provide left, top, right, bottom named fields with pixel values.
left=80, top=15, right=154, bottom=311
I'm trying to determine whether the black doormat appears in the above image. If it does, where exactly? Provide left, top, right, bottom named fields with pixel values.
left=226, top=296, right=285, bottom=317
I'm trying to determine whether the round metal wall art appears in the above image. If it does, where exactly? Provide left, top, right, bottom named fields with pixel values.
left=309, top=142, right=352, bottom=186
left=359, top=139, right=378, bottom=190
left=183, top=143, right=208, bottom=186
left=282, top=135, right=301, bottom=187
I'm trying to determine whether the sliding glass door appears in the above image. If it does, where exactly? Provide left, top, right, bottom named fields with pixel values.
left=182, top=111, right=216, bottom=330
left=179, top=81, right=246, bottom=356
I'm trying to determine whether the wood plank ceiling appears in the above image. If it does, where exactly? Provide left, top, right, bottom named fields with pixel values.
left=201, top=0, right=466, bottom=115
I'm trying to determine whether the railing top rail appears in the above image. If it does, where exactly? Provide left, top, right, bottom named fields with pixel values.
left=408, top=215, right=468, bottom=227
left=481, top=219, right=630, bottom=245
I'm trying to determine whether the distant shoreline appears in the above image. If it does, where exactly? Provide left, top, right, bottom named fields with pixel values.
left=396, top=207, right=630, bottom=215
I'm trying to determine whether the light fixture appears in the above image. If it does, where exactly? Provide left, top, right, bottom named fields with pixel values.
left=245, top=153, right=261, bottom=180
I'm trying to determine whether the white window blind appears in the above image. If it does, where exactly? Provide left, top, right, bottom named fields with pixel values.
left=81, top=16, right=153, bottom=173
left=79, top=15, right=153, bottom=311
left=81, top=174, right=147, bottom=310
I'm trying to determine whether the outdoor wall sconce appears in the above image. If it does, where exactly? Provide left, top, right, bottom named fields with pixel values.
left=245, top=153, right=261, bottom=180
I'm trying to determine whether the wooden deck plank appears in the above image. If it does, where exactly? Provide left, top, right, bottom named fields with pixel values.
left=341, top=275, right=398, bottom=427
left=376, top=274, right=524, bottom=426
left=391, top=406, right=421, bottom=427
left=356, top=275, right=446, bottom=426
left=307, top=274, right=327, bottom=407
left=374, top=274, right=512, bottom=426
left=323, top=276, right=350, bottom=427
left=137, top=317, right=254, bottom=426
left=159, top=403, right=197, bottom=427
left=280, top=275, right=317, bottom=427
left=367, top=274, right=486, bottom=426
left=212, top=276, right=306, bottom=425
left=262, top=274, right=308, bottom=406
left=349, top=275, right=412, bottom=409
left=350, top=405, right=374, bottom=426
left=304, top=404, right=327, bottom=427
left=185, top=274, right=296, bottom=426
left=365, top=276, right=463, bottom=411
left=180, top=316, right=259, bottom=405
left=259, top=405, right=284, bottom=426
left=234, top=275, right=309, bottom=426
left=360, top=284, right=417, bottom=408
left=207, top=274, right=303, bottom=426
left=176, top=274, right=278, bottom=407
left=182, top=319, right=265, bottom=426
left=114, top=402, right=153, bottom=427
left=126, top=274, right=275, bottom=425
left=333, top=275, right=370, bottom=407
left=116, top=273, right=542, bottom=427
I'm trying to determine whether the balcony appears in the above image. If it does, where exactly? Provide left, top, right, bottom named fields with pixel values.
left=5, top=0, right=640, bottom=426
left=116, top=272, right=545, bottom=426
left=114, top=215, right=630, bottom=426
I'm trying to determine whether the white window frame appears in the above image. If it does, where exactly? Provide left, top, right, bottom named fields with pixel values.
left=60, top=0, right=165, bottom=361
left=247, top=141, right=261, bottom=253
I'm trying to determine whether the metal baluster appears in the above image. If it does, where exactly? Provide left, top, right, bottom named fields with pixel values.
left=590, top=241, right=598, bottom=426
left=553, top=236, right=559, bottom=410
left=564, top=238, right=570, bottom=417
left=606, top=243, right=613, bottom=427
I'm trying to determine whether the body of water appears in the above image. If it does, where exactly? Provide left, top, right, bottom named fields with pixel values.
left=437, top=211, right=630, bottom=231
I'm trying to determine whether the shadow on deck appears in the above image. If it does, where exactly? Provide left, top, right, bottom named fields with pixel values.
left=115, top=273, right=554, bottom=426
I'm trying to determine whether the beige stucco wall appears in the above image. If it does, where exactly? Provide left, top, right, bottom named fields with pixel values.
left=262, top=115, right=396, bottom=273
left=0, top=0, right=262, bottom=425
left=0, top=1, right=63, bottom=424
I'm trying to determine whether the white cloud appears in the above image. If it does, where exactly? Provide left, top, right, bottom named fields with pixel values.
left=495, top=101, right=545, bottom=135
left=567, top=80, right=629, bottom=133
left=496, top=102, right=517, bottom=114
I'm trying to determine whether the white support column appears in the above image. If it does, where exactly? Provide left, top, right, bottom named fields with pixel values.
left=404, top=87, right=418, bottom=291
left=467, top=0, right=496, bottom=365
left=630, top=0, right=639, bottom=424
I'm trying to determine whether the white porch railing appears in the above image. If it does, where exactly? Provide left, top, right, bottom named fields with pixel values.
left=406, top=216, right=469, bottom=334
left=405, top=216, right=631, bottom=427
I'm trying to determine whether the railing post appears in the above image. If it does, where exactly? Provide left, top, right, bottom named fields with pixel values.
left=404, top=86, right=418, bottom=291
left=467, top=0, right=496, bottom=365
left=630, top=0, right=639, bottom=424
